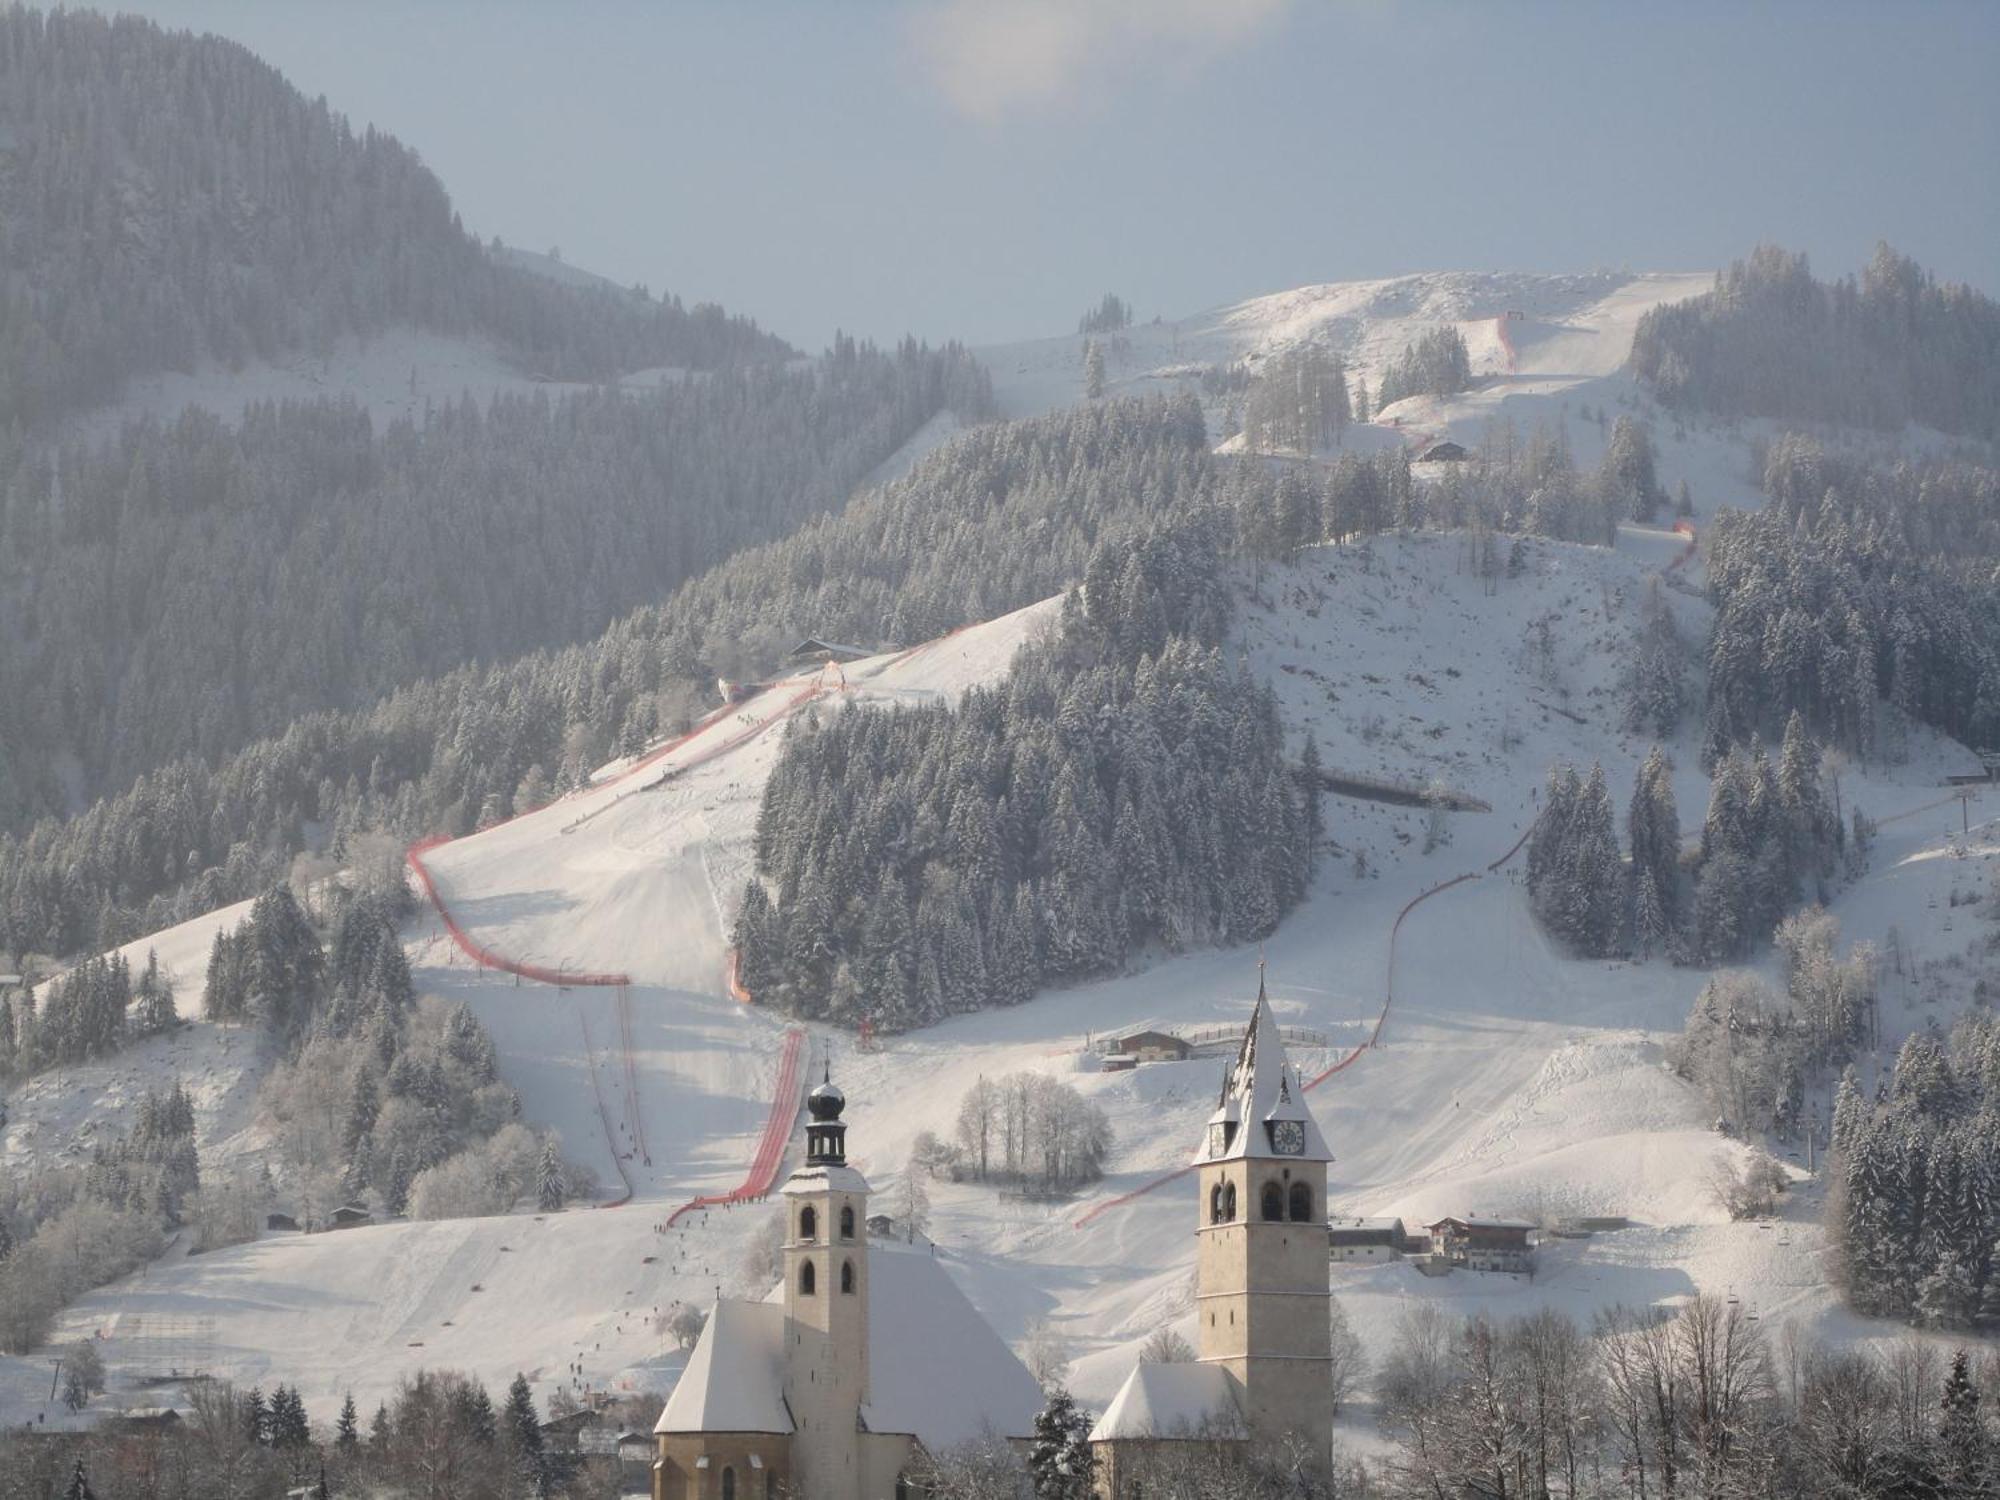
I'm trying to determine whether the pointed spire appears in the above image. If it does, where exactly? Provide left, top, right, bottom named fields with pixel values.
left=1195, top=963, right=1331, bottom=1165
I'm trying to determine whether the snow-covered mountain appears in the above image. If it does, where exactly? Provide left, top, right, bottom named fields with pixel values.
left=5, top=268, right=1991, bottom=1435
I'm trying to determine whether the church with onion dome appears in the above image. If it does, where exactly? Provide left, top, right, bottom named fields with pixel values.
left=651, top=1066, right=1042, bottom=1500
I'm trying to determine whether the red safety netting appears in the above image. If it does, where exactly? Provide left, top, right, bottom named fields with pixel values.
left=405, top=835, right=631, bottom=987
left=1664, top=518, right=1698, bottom=573
left=665, top=1027, right=808, bottom=1227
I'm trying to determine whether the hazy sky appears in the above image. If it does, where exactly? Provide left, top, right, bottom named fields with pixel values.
left=114, top=0, right=1999, bottom=351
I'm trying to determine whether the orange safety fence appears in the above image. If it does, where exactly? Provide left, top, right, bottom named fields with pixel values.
left=665, top=1027, right=809, bottom=1227
left=1663, top=518, right=1698, bottom=573
left=405, top=835, right=631, bottom=987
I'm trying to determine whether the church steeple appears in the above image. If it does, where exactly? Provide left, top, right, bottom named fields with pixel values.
left=805, top=1062, right=848, bottom=1166
left=1189, top=965, right=1334, bottom=1473
left=780, top=1060, right=871, bottom=1500
left=1193, top=967, right=1332, bottom=1167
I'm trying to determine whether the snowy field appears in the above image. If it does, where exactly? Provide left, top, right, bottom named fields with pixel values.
left=8, top=268, right=1996, bottom=1431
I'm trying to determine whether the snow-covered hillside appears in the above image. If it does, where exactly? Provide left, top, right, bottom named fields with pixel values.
left=979, top=271, right=1707, bottom=433
left=7, top=266, right=1994, bottom=1434
left=7, top=515, right=1991, bottom=1432
left=978, top=268, right=1961, bottom=525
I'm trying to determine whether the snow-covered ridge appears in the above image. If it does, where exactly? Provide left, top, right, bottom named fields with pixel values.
left=976, top=268, right=1715, bottom=425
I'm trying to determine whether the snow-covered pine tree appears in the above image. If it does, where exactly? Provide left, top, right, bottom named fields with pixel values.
left=536, top=1140, right=566, bottom=1213
left=1598, top=415, right=1666, bottom=522
left=243, top=1386, right=269, bottom=1446
left=1624, top=581, right=1686, bottom=737
left=1027, top=1388, right=1097, bottom=1499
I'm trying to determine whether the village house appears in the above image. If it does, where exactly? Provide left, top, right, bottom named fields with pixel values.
left=1426, top=1214, right=1536, bottom=1274
left=1327, top=1216, right=1407, bottom=1262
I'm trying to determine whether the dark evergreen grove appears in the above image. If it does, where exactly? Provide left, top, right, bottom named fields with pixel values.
left=1526, top=714, right=1845, bottom=964
left=1702, top=438, right=2000, bottom=767
left=736, top=519, right=1315, bottom=1030
left=1832, top=1017, right=2000, bottom=1332
left=0, top=340, right=989, bottom=835
left=0, top=396, right=1206, bottom=962
left=0, top=9, right=790, bottom=432
left=1374, top=325, right=1473, bottom=408
left=1630, top=242, right=2000, bottom=440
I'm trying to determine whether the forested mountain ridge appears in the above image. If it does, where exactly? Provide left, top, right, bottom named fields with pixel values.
left=0, top=8, right=788, bottom=431
left=0, top=336, right=989, bottom=832
left=0, top=396, right=1200, bottom=961
left=1629, top=243, right=2000, bottom=441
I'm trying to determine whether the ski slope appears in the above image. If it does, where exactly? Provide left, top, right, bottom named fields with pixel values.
left=0, top=600, right=1062, bottom=1428
left=7, top=525, right=1990, bottom=1431
left=9, top=266, right=1996, bottom=1433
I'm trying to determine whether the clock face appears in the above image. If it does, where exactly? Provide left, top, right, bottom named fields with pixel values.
left=1208, top=1123, right=1231, bottom=1158
left=1269, top=1119, right=1305, bottom=1156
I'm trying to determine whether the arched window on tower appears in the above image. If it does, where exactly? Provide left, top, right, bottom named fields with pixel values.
left=841, top=1259, right=856, bottom=1294
left=799, top=1261, right=816, bottom=1297
left=1261, top=1182, right=1284, bottom=1222
left=1289, top=1181, right=1313, bottom=1223
left=840, top=1205, right=855, bottom=1240
left=1210, top=1182, right=1224, bottom=1224
left=799, top=1205, right=817, bottom=1242
left=721, top=1468, right=736, bottom=1500
left=1223, top=1181, right=1237, bottom=1220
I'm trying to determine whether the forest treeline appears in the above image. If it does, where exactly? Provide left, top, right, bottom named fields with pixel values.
left=1703, top=437, right=2000, bottom=765
left=1630, top=243, right=2000, bottom=440
left=1525, top=716, right=1850, bottom=968
left=0, top=1363, right=636, bottom=1500
left=736, top=517, right=1316, bottom=1030
left=1832, top=1014, right=2000, bottom=1333
left=0, top=336, right=989, bottom=830
left=0, top=396, right=1209, bottom=961
left=0, top=9, right=789, bottom=430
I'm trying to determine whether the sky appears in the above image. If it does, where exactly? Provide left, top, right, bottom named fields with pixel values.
left=110, top=0, right=2000, bottom=352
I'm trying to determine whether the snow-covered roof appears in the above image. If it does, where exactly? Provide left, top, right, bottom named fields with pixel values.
left=658, top=1244, right=1040, bottom=1450
left=1429, top=1214, right=1536, bottom=1232
left=1088, top=1362, right=1242, bottom=1443
left=1192, top=979, right=1332, bottom=1166
left=655, top=1300, right=793, bottom=1435
left=859, top=1242, right=1044, bottom=1448
left=779, top=1162, right=871, bottom=1197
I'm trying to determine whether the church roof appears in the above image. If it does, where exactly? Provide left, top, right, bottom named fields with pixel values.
left=1088, top=1362, right=1243, bottom=1443
left=656, top=1300, right=793, bottom=1435
left=1191, top=975, right=1332, bottom=1166
left=779, top=1162, right=871, bottom=1197
left=655, top=1243, right=1041, bottom=1451
left=859, top=1242, right=1045, bottom=1448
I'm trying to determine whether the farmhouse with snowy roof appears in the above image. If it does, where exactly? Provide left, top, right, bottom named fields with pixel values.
left=1088, top=973, right=1340, bottom=1495
left=652, top=1067, right=1041, bottom=1500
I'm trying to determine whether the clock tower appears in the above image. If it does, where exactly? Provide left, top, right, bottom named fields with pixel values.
left=1191, top=970, right=1334, bottom=1470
